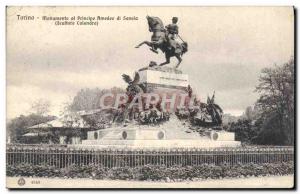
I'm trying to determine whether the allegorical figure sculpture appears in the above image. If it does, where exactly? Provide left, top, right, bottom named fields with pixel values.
left=191, top=92, right=223, bottom=127
left=135, top=16, right=188, bottom=68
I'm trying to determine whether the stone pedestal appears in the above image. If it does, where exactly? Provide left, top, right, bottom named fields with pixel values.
left=138, top=66, right=189, bottom=93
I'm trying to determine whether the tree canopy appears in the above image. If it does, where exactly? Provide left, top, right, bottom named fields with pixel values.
left=255, top=58, right=294, bottom=145
left=227, top=58, right=294, bottom=145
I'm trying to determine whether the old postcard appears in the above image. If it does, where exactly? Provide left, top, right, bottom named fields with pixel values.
left=6, top=6, right=295, bottom=189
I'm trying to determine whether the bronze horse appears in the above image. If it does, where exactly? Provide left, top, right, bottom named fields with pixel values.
left=135, top=16, right=188, bottom=68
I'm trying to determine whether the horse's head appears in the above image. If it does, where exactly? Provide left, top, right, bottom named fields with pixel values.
left=146, top=16, right=154, bottom=25
left=146, top=16, right=164, bottom=32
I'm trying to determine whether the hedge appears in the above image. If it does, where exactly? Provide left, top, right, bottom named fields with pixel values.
left=7, top=162, right=294, bottom=181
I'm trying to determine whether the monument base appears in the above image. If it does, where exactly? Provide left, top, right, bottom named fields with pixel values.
left=77, top=116, right=241, bottom=149
left=78, top=139, right=241, bottom=149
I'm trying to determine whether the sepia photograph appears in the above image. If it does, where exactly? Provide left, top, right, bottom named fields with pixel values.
left=5, top=6, right=295, bottom=189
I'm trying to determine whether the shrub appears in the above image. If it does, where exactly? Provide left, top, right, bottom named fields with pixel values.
left=7, top=162, right=294, bottom=181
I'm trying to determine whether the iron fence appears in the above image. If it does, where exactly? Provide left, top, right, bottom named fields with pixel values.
left=6, top=144, right=294, bottom=168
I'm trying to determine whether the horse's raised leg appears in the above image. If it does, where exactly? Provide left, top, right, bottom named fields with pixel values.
left=135, top=41, right=158, bottom=54
left=160, top=54, right=170, bottom=66
left=135, top=41, right=148, bottom=48
left=175, top=54, right=182, bottom=68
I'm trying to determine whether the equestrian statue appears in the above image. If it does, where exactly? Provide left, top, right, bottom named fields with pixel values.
left=135, top=16, right=188, bottom=68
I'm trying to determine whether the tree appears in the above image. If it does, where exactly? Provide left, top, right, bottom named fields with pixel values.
left=7, top=114, right=56, bottom=143
left=31, top=99, right=51, bottom=116
left=64, top=87, right=125, bottom=128
left=254, top=113, right=288, bottom=145
left=227, top=119, right=259, bottom=145
left=255, top=58, right=294, bottom=145
left=244, top=106, right=254, bottom=120
left=70, top=87, right=124, bottom=111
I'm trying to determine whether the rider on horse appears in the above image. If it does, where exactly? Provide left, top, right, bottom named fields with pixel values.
left=135, top=16, right=188, bottom=68
left=165, top=17, right=179, bottom=51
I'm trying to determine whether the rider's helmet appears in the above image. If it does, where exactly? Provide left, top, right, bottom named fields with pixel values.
left=172, top=17, right=178, bottom=24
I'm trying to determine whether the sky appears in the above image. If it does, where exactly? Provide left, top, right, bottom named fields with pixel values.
left=6, top=6, right=294, bottom=118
